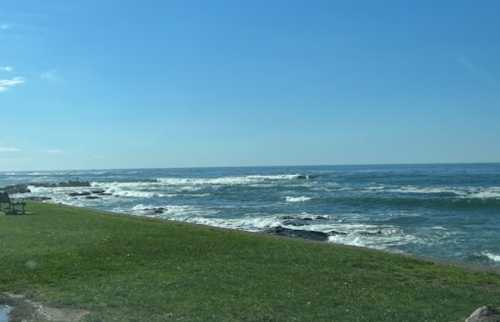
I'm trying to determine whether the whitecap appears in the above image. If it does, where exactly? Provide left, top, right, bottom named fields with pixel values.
left=467, top=187, right=500, bottom=199
left=325, top=223, right=418, bottom=250
left=390, top=186, right=466, bottom=195
left=183, top=216, right=281, bottom=232
left=129, top=204, right=218, bottom=218
left=482, top=252, right=500, bottom=262
left=156, top=174, right=303, bottom=186
left=106, top=189, right=170, bottom=198
left=285, top=196, right=312, bottom=203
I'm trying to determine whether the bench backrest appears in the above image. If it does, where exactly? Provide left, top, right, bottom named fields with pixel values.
left=0, top=192, right=11, bottom=203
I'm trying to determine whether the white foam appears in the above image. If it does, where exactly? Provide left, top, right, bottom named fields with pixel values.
left=482, top=252, right=500, bottom=262
left=390, top=186, right=466, bottom=195
left=285, top=196, right=312, bottom=203
left=467, top=187, right=500, bottom=199
left=156, top=174, right=302, bottom=186
left=365, top=185, right=386, bottom=191
left=131, top=204, right=212, bottom=216
left=431, top=226, right=447, bottom=230
left=87, top=174, right=304, bottom=197
left=105, top=189, right=171, bottom=198
left=388, top=185, right=500, bottom=199
left=326, top=224, right=418, bottom=250
left=184, top=216, right=282, bottom=232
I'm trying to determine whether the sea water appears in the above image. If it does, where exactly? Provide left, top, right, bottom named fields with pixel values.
left=1, top=164, right=500, bottom=266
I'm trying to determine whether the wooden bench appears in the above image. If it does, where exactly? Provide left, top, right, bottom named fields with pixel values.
left=0, top=192, right=26, bottom=215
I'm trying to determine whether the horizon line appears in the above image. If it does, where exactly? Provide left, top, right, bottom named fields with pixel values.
left=1, top=161, right=500, bottom=173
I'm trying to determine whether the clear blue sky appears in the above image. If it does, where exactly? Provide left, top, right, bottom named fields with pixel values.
left=1, top=0, right=499, bottom=170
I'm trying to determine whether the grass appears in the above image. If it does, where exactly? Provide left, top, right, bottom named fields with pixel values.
left=1, top=202, right=500, bottom=321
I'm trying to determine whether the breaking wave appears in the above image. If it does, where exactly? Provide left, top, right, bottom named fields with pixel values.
left=285, top=196, right=312, bottom=203
left=156, top=174, right=305, bottom=186
left=482, top=252, right=500, bottom=263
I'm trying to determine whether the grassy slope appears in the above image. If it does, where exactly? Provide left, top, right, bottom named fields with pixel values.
left=0, top=203, right=499, bottom=322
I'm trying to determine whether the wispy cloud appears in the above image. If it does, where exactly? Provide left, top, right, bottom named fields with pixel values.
left=0, top=146, right=21, bottom=152
left=0, top=66, right=13, bottom=72
left=0, top=77, right=25, bottom=92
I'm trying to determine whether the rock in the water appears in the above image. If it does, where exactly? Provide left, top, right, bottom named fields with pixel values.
left=31, top=181, right=91, bottom=188
left=280, top=215, right=329, bottom=226
left=2, top=184, right=31, bottom=194
left=58, top=180, right=91, bottom=187
left=91, top=189, right=106, bottom=194
left=328, top=230, right=348, bottom=236
left=282, top=219, right=314, bottom=227
left=466, top=306, right=500, bottom=322
left=68, top=192, right=91, bottom=197
left=85, top=196, right=100, bottom=200
left=358, top=230, right=383, bottom=236
left=266, top=226, right=329, bottom=241
left=139, top=207, right=165, bottom=215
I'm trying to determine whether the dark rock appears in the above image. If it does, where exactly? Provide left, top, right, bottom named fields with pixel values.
left=58, top=181, right=91, bottom=187
left=139, top=207, right=165, bottom=215
left=2, top=184, right=31, bottom=194
left=296, top=175, right=319, bottom=180
left=282, top=219, right=314, bottom=227
left=68, top=192, right=91, bottom=197
left=280, top=214, right=329, bottom=227
left=266, top=226, right=329, bottom=241
left=358, top=230, right=383, bottom=237
left=85, top=196, right=100, bottom=200
left=328, top=230, right=348, bottom=236
left=465, top=306, right=500, bottom=322
left=31, top=181, right=91, bottom=188
left=91, top=189, right=106, bottom=194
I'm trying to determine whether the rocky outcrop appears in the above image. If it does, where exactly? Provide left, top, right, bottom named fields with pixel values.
left=2, top=184, right=31, bottom=194
left=328, top=230, right=348, bottom=236
left=465, top=306, right=500, bottom=322
left=68, top=192, right=91, bottom=197
left=280, top=214, right=328, bottom=227
left=31, top=181, right=91, bottom=188
left=1, top=181, right=92, bottom=195
left=140, top=207, right=165, bottom=215
left=266, top=226, right=329, bottom=241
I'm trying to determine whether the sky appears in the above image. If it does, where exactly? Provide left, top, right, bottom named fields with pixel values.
left=0, top=0, right=499, bottom=171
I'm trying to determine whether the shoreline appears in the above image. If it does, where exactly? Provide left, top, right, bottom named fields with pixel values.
left=2, top=164, right=500, bottom=270
left=46, top=201, right=500, bottom=275
left=2, top=202, right=500, bottom=321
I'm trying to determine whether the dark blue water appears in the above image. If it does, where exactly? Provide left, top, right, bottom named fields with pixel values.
left=1, top=164, right=500, bottom=266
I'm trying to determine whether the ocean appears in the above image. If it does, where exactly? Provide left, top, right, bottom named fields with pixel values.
left=1, top=163, right=500, bottom=266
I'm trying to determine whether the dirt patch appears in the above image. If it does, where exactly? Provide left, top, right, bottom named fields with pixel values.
left=0, top=293, right=89, bottom=322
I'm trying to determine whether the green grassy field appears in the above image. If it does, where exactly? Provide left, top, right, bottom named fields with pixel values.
left=1, top=202, right=500, bottom=321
